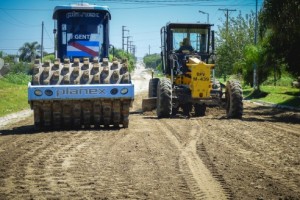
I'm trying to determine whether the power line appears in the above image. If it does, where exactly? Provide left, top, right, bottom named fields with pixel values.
left=0, top=47, right=53, bottom=51
left=0, top=1, right=264, bottom=11
left=0, top=9, right=40, bottom=27
left=44, top=26, right=54, bottom=42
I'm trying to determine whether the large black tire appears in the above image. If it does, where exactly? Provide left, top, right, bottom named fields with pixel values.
left=225, top=80, right=243, bottom=119
left=156, top=78, right=172, bottom=118
left=194, top=104, right=206, bottom=117
left=148, top=78, right=159, bottom=97
left=182, top=103, right=192, bottom=117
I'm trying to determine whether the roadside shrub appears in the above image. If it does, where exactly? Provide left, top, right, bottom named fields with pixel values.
left=42, top=54, right=55, bottom=63
left=262, top=72, right=295, bottom=87
left=9, top=62, right=33, bottom=75
left=3, top=72, right=31, bottom=85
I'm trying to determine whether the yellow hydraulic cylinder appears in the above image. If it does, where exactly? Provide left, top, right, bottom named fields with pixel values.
left=187, top=57, right=214, bottom=98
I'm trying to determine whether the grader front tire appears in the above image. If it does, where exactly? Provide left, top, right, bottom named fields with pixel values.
left=225, top=80, right=243, bottom=119
left=156, top=78, right=172, bottom=118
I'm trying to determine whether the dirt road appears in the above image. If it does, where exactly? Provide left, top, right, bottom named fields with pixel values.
left=0, top=63, right=299, bottom=199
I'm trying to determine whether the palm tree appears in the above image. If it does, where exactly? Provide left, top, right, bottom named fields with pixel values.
left=19, top=42, right=41, bottom=62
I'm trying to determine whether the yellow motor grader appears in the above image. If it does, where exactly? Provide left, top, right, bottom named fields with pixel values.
left=142, top=23, right=243, bottom=118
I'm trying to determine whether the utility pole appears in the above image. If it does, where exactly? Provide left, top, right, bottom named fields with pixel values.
left=218, top=8, right=236, bottom=40
left=41, top=21, right=44, bottom=61
left=218, top=8, right=236, bottom=81
left=148, top=45, right=151, bottom=55
left=254, top=0, right=258, bottom=45
left=253, top=0, right=258, bottom=89
left=129, top=41, right=133, bottom=54
left=126, top=36, right=131, bottom=53
left=132, top=45, right=136, bottom=57
left=53, top=21, right=57, bottom=59
left=122, top=26, right=129, bottom=51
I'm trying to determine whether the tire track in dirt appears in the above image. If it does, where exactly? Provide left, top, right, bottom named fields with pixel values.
left=262, top=122, right=300, bottom=137
left=55, top=116, right=194, bottom=199
left=197, top=117, right=300, bottom=199
left=0, top=135, right=57, bottom=199
left=62, top=130, right=133, bottom=199
left=1, top=132, right=91, bottom=199
left=157, top=119, right=228, bottom=199
left=28, top=131, right=91, bottom=199
left=0, top=127, right=101, bottom=199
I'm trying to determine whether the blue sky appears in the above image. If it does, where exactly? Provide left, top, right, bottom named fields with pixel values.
left=0, top=0, right=263, bottom=58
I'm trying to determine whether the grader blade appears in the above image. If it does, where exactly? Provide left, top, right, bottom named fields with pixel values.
left=142, top=97, right=157, bottom=112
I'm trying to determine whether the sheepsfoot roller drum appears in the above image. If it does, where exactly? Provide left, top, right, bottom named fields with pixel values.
left=28, top=58, right=134, bottom=129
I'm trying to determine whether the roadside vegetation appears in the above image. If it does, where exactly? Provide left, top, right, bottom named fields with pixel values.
left=0, top=74, right=30, bottom=117
left=143, top=53, right=161, bottom=70
left=0, top=60, right=32, bottom=117
left=109, top=47, right=136, bottom=72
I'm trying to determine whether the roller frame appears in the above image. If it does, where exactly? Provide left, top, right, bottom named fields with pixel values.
left=28, top=83, right=134, bottom=101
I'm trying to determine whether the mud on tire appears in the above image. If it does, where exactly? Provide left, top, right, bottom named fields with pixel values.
left=225, top=80, right=243, bottom=119
left=156, top=78, right=172, bottom=118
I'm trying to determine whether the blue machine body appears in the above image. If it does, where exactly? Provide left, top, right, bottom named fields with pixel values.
left=28, top=4, right=134, bottom=103
left=28, top=83, right=134, bottom=101
left=53, top=4, right=111, bottom=61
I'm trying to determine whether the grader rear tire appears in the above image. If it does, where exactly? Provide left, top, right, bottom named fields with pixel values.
left=156, top=78, right=172, bottom=118
left=225, top=80, right=243, bottom=119
left=148, top=78, right=159, bottom=98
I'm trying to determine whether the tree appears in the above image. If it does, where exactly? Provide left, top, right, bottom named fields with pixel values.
left=215, top=12, right=255, bottom=80
left=143, top=53, right=161, bottom=70
left=109, top=47, right=136, bottom=72
left=19, top=42, right=41, bottom=62
left=260, top=0, right=300, bottom=76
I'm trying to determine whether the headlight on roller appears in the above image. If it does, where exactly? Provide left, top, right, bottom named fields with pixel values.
left=34, top=90, right=43, bottom=96
left=120, top=88, right=128, bottom=95
left=110, top=88, right=118, bottom=95
left=45, top=89, right=53, bottom=96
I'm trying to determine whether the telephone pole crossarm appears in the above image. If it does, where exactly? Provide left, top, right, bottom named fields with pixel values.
left=218, top=8, right=237, bottom=40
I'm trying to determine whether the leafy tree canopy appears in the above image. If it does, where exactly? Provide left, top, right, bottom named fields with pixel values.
left=143, top=53, right=161, bottom=70
left=215, top=11, right=255, bottom=80
left=260, top=0, right=300, bottom=76
left=19, top=42, right=41, bottom=62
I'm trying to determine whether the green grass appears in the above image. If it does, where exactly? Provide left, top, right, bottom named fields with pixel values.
left=242, top=87, right=253, bottom=98
left=217, top=74, right=300, bottom=108
left=0, top=74, right=30, bottom=117
left=244, top=86, right=300, bottom=108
